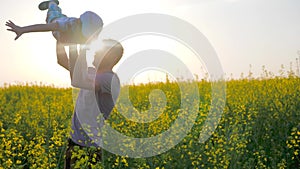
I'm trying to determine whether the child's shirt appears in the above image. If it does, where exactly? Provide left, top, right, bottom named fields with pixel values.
left=52, top=17, right=86, bottom=44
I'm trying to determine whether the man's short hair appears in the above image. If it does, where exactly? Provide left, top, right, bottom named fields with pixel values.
left=102, top=39, right=123, bottom=63
left=94, top=39, right=123, bottom=67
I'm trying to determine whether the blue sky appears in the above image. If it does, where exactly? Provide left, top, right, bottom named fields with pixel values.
left=1, top=0, right=300, bottom=86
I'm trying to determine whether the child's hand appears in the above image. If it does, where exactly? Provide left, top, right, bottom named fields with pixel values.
left=6, top=20, right=23, bottom=40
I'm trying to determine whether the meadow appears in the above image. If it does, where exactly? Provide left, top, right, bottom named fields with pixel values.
left=0, top=72, right=299, bottom=168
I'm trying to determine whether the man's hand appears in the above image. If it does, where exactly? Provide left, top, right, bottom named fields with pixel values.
left=6, top=20, right=23, bottom=40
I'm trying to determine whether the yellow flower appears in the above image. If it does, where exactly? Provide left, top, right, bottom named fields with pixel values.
left=6, top=159, right=12, bottom=167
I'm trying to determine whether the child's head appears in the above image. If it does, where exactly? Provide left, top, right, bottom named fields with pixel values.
left=93, top=39, right=123, bottom=70
left=80, top=11, right=103, bottom=42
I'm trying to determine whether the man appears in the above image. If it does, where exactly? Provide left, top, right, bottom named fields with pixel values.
left=56, top=39, right=123, bottom=168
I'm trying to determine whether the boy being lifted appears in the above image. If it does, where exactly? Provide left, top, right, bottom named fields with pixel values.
left=6, top=0, right=103, bottom=44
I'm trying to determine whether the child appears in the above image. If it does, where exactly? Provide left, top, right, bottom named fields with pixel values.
left=6, top=0, right=103, bottom=44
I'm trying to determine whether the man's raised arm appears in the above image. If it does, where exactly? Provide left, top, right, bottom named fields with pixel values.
left=70, top=46, right=94, bottom=90
left=56, top=41, right=69, bottom=71
left=68, top=45, right=79, bottom=80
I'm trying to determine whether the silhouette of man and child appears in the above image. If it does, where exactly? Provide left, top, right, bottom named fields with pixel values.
left=6, top=0, right=123, bottom=168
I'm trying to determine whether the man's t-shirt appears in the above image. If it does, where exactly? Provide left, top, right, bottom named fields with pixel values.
left=70, top=70, right=120, bottom=147
left=95, top=72, right=120, bottom=119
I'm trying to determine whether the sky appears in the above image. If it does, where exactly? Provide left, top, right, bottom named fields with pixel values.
left=1, top=0, right=300, bottom=87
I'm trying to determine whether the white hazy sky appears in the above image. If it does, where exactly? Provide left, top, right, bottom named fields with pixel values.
left=1, top=0, right=300, bottom=87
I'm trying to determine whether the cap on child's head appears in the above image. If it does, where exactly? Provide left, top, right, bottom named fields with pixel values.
left=80, top=11, right=103, bottom=39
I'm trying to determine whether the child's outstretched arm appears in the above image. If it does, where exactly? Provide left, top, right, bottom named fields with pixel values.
left=6, top=20, right=58, bottom=40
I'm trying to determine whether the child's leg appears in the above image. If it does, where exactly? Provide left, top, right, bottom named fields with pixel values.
left=39, top=0, right=59, bottom=11
left=41, top=1, right=67, bottom=43
left=46, top=1, right=67, bottom=23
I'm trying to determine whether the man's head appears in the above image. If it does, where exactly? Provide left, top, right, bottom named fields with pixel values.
left=80, top=11, right=103, bottom=41
left=93, top=39, right=124, bottom=71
